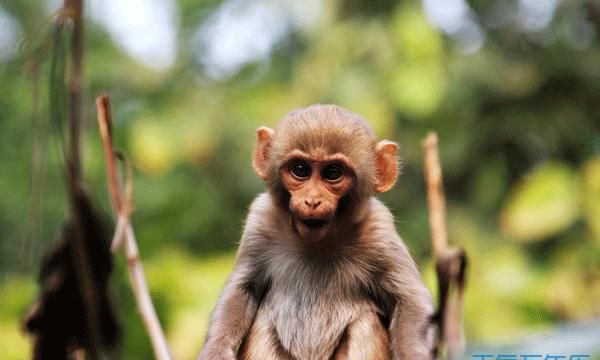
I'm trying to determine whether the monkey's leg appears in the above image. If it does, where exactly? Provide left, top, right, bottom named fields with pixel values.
left=238, top=308, right=293, bottom=360
left=333, top=311, right=390, bottom=360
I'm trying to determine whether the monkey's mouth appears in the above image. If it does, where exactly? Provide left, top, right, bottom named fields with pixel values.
left=300, top=218, right=329, bottom=229
left=294, top=217, right=332, bottom=241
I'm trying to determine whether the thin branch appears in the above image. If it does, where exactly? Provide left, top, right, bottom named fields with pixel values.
left=96, top=95, right=122, bottom=214
left=110, top=154, right=134, bottom=252
left=96, top=94, right=173, bottom=360
left=123, top=223, right=172, bottom=360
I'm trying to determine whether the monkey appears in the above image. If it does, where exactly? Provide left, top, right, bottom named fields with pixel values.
left=198, top=104, right=435, bottom=360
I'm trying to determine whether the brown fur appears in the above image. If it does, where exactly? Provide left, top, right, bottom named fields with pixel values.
left=198, top=105, right=434, bottom=360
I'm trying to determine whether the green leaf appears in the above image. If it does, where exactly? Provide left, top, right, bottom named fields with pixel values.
left=581, top=157, right=600, bottom=246
left=500, top=162, right=581, bottom=242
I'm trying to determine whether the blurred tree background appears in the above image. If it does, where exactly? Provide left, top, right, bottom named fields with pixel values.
left=0, top=0, right=599, bottom=358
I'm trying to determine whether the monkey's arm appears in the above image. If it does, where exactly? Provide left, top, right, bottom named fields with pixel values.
left=198, top=194, right=274, bottom=360
left=382, top=241, right=435, bottom=360
left=198, top=254, right=264, bottom=360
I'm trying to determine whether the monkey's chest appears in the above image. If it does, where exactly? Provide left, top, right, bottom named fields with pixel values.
left=255, top=278, right=376, bottom=359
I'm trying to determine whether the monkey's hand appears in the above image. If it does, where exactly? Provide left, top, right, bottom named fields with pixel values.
left=197, top=256, right=263, bottom=360
left=196, top=278, right=257, bottom=360
left=389, top=301, right=435, bottom=360
left=382, top=243, right=436, bottom=360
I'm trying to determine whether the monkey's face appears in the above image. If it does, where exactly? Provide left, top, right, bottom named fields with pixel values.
left=252, top=106, right=400, bottom=243
left=279, top=149, right=354, bottom=242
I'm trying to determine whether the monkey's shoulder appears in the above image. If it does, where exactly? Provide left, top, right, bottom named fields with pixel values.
left=366, top=197, right=395, bottom=223
left=246, top=192, right=274, bottom=219
left=241, top=193, right=282, bottom=239
left=358, top=197, right=405, bottom=246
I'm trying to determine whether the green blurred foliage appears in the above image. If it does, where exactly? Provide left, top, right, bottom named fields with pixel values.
left=500, top=162, right=581, bottom=242
left=0, top=0, right=599, bottom=358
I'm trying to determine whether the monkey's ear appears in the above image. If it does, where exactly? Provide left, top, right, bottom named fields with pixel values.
left=252, top=126, right=275, bottom=180
left=374, top=140, right=399, bottom=192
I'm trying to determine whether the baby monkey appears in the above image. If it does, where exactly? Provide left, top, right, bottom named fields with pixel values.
left=199, top=105, right=434, bottom=360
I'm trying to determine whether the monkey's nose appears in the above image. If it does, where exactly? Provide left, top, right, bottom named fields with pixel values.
left=304, top=199, right=321, bottom=209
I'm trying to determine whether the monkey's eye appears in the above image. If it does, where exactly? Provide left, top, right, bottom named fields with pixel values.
left=290, top=159, right=311, bottom=179
left=321, top=163, right=344, bottom=182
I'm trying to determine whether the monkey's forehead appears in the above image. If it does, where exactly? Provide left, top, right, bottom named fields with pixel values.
left=270, top=104, right=379, bottom=167
left=273, top=129, right=375, bottom=155
left=279, top=104, right=375, bottom=136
